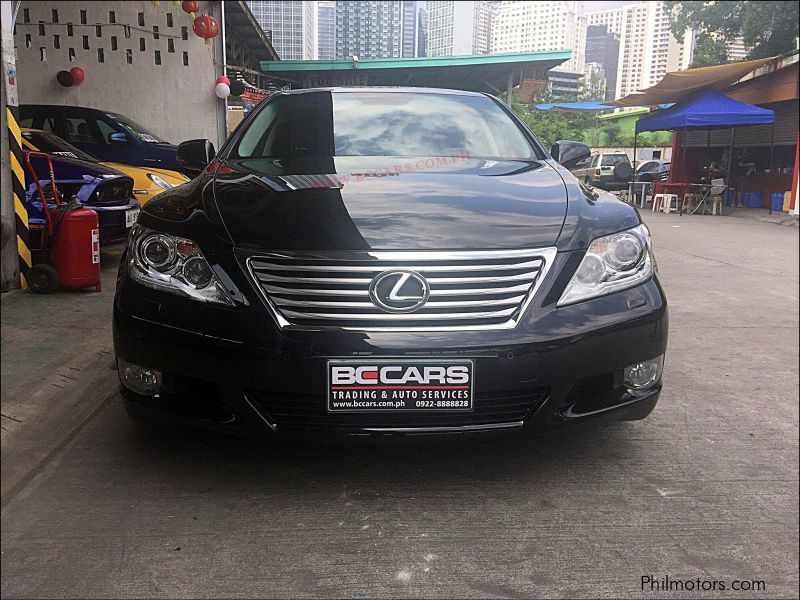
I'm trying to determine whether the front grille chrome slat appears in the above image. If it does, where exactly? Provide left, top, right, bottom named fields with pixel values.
left=246, top=248, right=557, bottom=331
left=280, top=307, right=518, bottom=321
left=255, top=270, right=542, bottom=286
left=272, top=295, right=527, bottom=310
left=253, top=259, right=545, bottom=273
left=262, top=283, right=535, bottom=297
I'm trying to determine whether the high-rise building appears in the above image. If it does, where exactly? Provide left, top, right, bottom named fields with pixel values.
left=583, top=62, right=606, bottom=99
left=585, top=6, right=624, bottom=37
left=547, top=69, right=583, bottom=99
left=317, top=1, right=336, bottom=60
left=246, top=1, right=318, bottom=60
left=615, top=2, right=690, bottom=98
left=401, top=1, right=418, bottom=57
left=417, top=6, right=427, bottom=57
left=587, top=2, right=693, bottom=99
left=334, top=1, right=417, bottom=60
left=490, top=1, right=586, bottom=74
left=425, top=1, right=493, bottom=57
left=726, top=37, right=750, bottom=61
left=585, top=24, right=619, bottom=100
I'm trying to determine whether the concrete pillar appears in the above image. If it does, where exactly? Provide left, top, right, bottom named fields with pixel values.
left=1, top=0, right=24, bottom=291
left=506, top=70, right=513, bottom=106
left=213, top=0, right=227, bottom=147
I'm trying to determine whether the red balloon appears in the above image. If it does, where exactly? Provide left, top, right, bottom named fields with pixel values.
left=69, top=67, right=85, bottom=86
left=215, top=75, right=230, bottom=86
left=193, top=15, right=220, bottom=40
left=181, top=1, right=199, bottom=15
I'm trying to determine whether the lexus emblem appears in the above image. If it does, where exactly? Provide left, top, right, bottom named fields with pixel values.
left=369, top=270, right=430, bottom=313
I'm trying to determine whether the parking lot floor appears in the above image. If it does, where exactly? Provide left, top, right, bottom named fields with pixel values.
left=1, top=211, right=798, bottom=598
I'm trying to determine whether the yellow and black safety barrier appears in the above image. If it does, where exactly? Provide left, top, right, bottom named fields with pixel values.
left=6, top=106, right=30, bottom=288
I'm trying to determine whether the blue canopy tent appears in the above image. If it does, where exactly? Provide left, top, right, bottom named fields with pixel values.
left=632, top=89, right=775, bottom=212
left=535, top=101, right=673, bottom=112
left=635, top=89, right=775, bottom=132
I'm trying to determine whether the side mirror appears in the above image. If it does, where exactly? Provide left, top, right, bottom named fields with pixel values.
left=177, top=139, right=215, bottom=173
left=551, top=140, right=592, bottom=171
left=108, top=132, right=130, bottom=145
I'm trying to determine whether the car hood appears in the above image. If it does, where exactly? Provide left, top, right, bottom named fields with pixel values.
left=26, top=152, right=128, bottom=179
left=143, top=141, right=178, bottom=151
left=211, top=156, right=569, bottom=251
left=100, top=162, right=189, bottom=183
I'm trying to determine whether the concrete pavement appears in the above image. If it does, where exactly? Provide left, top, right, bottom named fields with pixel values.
left=1, top=212, right=798, bottom=598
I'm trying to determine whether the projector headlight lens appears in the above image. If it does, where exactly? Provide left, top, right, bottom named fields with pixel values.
left=128, top=225, right=234, bottom=305
left=559, top=224, right=654, bottom=306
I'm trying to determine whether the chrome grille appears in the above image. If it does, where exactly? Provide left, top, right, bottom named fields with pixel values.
left=248, top=386, right=551, bottom=431
left=246, top=248, right=556, bottom=331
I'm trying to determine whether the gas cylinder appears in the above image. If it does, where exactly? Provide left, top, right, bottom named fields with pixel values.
left=51, top=207, right=101, bottom=291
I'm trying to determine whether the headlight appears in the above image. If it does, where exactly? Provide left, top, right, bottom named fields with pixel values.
left=558, top=224, right=654, bottom=306
left=127, top=225, right=234, bottom=305
left=147, top=173, right=173, bottom=190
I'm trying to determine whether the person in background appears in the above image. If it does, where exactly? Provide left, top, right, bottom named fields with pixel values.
left=733, top=148, right=756, bottom=207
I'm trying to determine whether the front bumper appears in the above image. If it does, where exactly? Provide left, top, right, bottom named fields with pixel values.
left=113, top=248, right=668, bottom=437
left=94, top=204, right=139, bottom=246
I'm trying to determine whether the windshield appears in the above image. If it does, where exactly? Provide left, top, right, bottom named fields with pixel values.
left=107, top=113, right=164, bottom=143
left=601, top=154, right=630, bottom=167
left=234, top=91, right=537, bottom=161
left=22, top=130, right=98, bottom=162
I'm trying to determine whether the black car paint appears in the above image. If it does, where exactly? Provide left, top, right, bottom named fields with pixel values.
left=19, top=104, right=183, bottom=173
left=113, top=88, right=668, bottom=437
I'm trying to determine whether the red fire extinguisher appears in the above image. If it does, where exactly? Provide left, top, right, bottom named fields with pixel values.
left=24, top=152, right=101, bottom=293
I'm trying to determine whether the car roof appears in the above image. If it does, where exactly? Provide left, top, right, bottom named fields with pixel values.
left=20, top=104, right=111, bottom=113
left=276, top=86, right=488, bottom=98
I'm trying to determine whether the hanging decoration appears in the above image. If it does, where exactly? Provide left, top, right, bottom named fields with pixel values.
left=215, top=75, right=230, bottom=87
left=69, top=67, right=85, bottom=86
left=57, top=67, right=86, bottom=88
left=56, top=70, right=74, bottom=87
left=192, top=14, right=219, bottom=44
left=214, top=81, right=230, bottom=99
left=181, top=1, right=199, bottom=19
left=229, top=79, right=246, bottom=97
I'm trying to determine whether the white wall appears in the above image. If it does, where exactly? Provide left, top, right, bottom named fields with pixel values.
left=14, top=1, right=225, bottom=146
left=592, top=146, right=673, bottom=163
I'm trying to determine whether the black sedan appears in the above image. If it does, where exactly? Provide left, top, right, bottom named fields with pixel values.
left=113, top=88, right=668, bottom=437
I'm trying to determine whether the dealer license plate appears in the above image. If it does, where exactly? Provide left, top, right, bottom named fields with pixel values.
left=327, top=359, right=474, bottom=412
left=125, top=208, right=140, bottom=228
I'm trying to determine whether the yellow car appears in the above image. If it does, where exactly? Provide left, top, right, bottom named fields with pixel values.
left=21, top=128, right=189, bottom=203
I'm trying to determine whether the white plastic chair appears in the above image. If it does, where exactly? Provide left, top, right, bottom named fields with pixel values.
left=661, top=194, right=680, bottom=214
left=708, top=178, right=727, bottom=216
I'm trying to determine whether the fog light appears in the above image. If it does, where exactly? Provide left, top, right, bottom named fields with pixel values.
left=118, top=358, right=162, bottom=396
left=624, top=355, right=664, bottom=390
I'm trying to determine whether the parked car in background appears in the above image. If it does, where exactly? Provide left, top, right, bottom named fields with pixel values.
left=22, top=129, right=189, bottom=204
left=635, top=159, right=670, bottom=182
left=114, top=87, right=668, bottom=439
left=19, top=105, right=185, bottom=173
left=574, top=151, right=634, bottom=190
left=22, top=138, right=140, bottom=246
